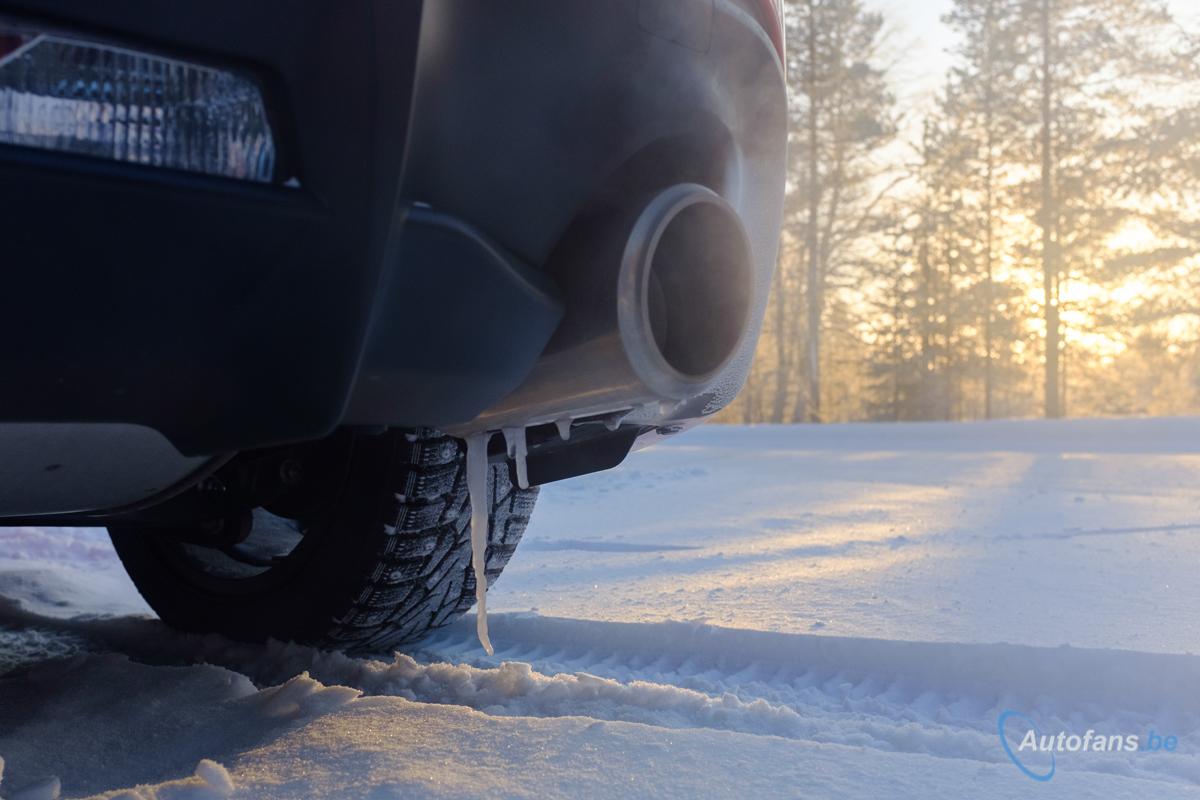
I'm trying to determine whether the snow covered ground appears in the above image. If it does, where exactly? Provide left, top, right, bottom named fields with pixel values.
left=1, top=418, right=1199, bottom=798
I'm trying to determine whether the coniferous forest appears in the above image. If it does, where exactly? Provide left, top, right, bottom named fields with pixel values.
left=721, top=0, right=1200, bottom=423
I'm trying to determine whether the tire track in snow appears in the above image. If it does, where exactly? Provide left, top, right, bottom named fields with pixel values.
left=419, top=614, right=1200, bottom=718
left=2, top=601, right=1198, bottom=786
left=412, top=614, right=1200, bottom=784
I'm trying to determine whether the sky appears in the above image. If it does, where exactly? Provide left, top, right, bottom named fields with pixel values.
left=871, top=0, right=1199, bottom=112
left=869, top=0, right=956, bottom=103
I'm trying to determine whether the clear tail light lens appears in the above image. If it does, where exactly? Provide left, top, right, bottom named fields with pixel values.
left=755, top=0, right=785, bottom=63
left=0, top=20, right=277, bottom=182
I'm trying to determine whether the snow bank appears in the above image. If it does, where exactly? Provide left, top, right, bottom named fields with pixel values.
left=2, top=646, right=1197, bottom=799
left=0, top=651, right=360, bottom=798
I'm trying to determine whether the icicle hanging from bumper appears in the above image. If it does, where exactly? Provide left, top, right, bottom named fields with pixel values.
left=464, top=432, right=494, bottom=655
left=502, top=426, right=530, bottom=489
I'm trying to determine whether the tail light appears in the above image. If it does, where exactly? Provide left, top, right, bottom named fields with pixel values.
left=0, top=18, right=277, bottom=183
left=755, top=0, right=786, bottom=64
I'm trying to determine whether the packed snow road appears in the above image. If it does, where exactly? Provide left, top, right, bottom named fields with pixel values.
left=0, top=419, right=1198, bottom=798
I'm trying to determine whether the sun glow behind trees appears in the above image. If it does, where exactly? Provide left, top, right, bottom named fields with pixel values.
left=723, top=0, right=1200, bottom=423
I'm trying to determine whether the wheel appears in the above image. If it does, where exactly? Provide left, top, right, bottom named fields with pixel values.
left=108, top=429, right=536, bottom=653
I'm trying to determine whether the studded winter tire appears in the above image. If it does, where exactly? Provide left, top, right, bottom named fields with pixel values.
left=109, top=429, right=535, bottom=653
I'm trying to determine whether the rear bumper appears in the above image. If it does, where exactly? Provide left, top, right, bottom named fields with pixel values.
left=0, top=0, right=784, bottom=460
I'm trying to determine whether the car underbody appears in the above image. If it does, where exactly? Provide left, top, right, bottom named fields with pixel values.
left=0, top=0, right=785, bottom=527
left=0, top=0, right=786, bottom=649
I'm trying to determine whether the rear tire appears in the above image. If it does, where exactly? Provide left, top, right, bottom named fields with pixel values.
left=109, top=429, right=535, bottom=653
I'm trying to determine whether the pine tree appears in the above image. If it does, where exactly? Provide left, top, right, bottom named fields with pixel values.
left=943, top=0, right=1031, bottom=416
left=783, top=0, right=897, bottom=422
left=1015, top=0, right=1178, bottom=416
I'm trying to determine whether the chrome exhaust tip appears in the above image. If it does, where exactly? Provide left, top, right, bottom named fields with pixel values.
left=619, top=183, right=753, bottom=399
left=460, top=183, right=754, bottom=433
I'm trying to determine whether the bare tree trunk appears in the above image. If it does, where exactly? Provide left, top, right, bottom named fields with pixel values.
left=944, top=217, right=958, bottom=420
left=982, top=0, right=996, bottom=419
left=1039, top=0, right=1061, bottom=418
left=919, top=196, right=934, bottom=418
left=770, top=257, right=790, bottom=422
left=892, top=280, right=902, bottom=420
left=1058, top=261, right=1068, bottom=416
left=805, top=0, right=823, bottom=422
left=787, top=329, right=808, bottom=422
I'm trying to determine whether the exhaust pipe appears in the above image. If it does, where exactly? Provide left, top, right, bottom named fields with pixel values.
left=463, top=183, right=754, bottom=433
